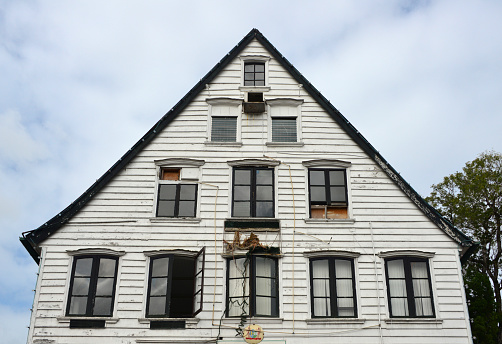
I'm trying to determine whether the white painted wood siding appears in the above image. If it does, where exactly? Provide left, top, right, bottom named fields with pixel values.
left=29, top=39, right=471, bottom=344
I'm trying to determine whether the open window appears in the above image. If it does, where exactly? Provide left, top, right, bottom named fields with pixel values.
left=146, top=247, right=205, bottom=318
left=226, top=256, right=278, bottom=318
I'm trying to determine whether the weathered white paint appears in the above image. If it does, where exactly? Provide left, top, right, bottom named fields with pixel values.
left=27, top=39, right=472, bottom=344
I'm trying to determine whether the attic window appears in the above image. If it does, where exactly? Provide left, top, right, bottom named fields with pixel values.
left=244, top=62, right=265, bottom=86
left=248, top=92, right=263, bottom=102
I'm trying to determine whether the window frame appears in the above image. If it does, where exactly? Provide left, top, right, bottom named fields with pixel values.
left=206, top=98, right=242, bottom=144
left=384, top=256, right=435, bottom=318
left=231, top=166, right=275, bottom=218
left=309, top=257, right=358, bottom=318
left=226, top=256, right=279, bottom=318
left=66, top=255, right=119, bottom=317
left=156, top=182, right=198, bottom=218
left=308, top=168, right=349, bottom=219
left=145, top=247, right=205, bottom=318
left=267, top=98, right=303, bottom=145
left=239, top=55, right=270, bottom=90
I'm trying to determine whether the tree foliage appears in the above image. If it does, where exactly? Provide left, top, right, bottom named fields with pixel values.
left=426, top=151, right=502, bottom=343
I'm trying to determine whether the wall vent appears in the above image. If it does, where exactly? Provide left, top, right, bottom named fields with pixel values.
left=243, top=92, right=265, bottom=113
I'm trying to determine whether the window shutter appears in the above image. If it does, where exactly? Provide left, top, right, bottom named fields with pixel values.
left=212, top=117, right=237, bottom=142
left=192, top=247, right=205, bottom=317
left=272, top=117, right=297, bottom=142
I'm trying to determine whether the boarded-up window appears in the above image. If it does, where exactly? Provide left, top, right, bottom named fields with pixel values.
left=211, top=117, right=237, bottom=142
left=272, top=117, right=297, bottom=142
left=309, top=169, right=348, bottom=219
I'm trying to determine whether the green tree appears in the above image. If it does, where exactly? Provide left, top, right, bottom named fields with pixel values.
left=426, top=151, right=502, bottom=343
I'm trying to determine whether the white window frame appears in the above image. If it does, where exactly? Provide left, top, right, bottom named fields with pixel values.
left=205, top=98, right=242, bottom=145
left=266, top=98, right=304, bottom=146
left=239, top=55, right=271, bottom=92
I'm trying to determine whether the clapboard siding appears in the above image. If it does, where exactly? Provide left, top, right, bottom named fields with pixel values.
left=28, top=37, right=472, bottom=343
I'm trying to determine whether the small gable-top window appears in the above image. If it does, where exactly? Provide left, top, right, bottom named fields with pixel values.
left=308, top=168, right=348, bottom=219
left=272, top=117, right=297, bottom=142
left=244, top=62, right=265, bottom=86
left=66, top=255, right=119, bottom=317
left=211, top=116, right=237, bottom=142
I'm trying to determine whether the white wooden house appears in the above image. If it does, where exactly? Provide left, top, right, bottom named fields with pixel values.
left=21, top=29, right=476, bottom=344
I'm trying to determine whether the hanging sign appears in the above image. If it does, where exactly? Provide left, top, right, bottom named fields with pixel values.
left=243, top=324, right=264, bottom=344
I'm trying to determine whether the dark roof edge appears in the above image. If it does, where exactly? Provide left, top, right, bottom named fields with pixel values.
left=21, top=29, right=261, bottom=259
left=253, top=31, right=474, bottom=251
left=21, top=28, right=474, bottom=262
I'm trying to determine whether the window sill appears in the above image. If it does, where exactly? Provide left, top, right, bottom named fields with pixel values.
left=138, top=318, right=199, bottom=329
left=222, top=317, right=283, bottom=324
left=239, top=86, right=271, bottom=92
left=57, top=316, right=119, bottom=325
left=150, top=217, right=202, bottom=223
left=204, top=141, right=243, bottom=147
left=304, top=218, right=355, bottom=224
left=384, top=318, right=443, bottom=327
left=305, top=318, right=366, bottom=325
left=266, top=142, right=304, bottom=147
left=225, top=218, right=280, bottom=231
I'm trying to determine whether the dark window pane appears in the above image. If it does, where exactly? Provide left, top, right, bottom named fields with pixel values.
left=234, top=186, right=251, bottom=200
left=310, top=186, right=326, bottom=202
left=152, top=257, right=169, bottom=277
left=179, top=185, right=196, bottom=200
left=256, top=186, right=273, bottom=201
left=212, top=117, right=237, bottom=142
left=72, top=277, right=90, bottom=295
left=234, top=170, right=251, bottom=184
left=178, top=201, right=195, bottom=217
left=96, top=278, right=114, bottom=296
left=93, top=297, right=112, bottom=316
left=256, top=170, right=272, bottom=185
left=310, top=171, right=325, bottom=185
left=256, top=201, right=273, bottom=217
left=330, top=186, right=346, bottom=203
left=159, top=185, right=176, bottom=199
left=148, top=296, right=166, bottom=316
left=69, top=296, right=88, bottom=315
left=98, top=258, right=116, bottom=277
left=74, top=258, right=92, bottom=276
left=150, top=277, right=168, bottom=296
left=233, top=202, right=250, bottom=217
left=157, top=200, right=175, bottom=217
left=329, top=171, right=345, bottom=185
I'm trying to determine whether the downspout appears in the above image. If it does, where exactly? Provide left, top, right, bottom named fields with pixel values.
left=370, top=222, right=384, bottom=344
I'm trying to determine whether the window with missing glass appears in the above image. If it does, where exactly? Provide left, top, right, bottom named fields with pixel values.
left=156, top=168, right=197, bottom=218
left=66, top=256, right=118, bottom=317
left=232, top=167, right=274, bottom=218
left=272, top=117, right=297, bottom=142
left=308, top=168, right=348, bottom=219
left=384, top=257, right=435, bottom=318
left=146, top=248, right=205, bottom=318
left=310, top=257, right=357, bottom=318
left=244, top=62, right=265, bottom=86
left=226, top=256, right=278, bottom=317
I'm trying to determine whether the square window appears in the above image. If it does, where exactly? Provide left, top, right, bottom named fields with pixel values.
left=226, top=256, right=278, bottom=317
left=385, top=257, right=435, bottom=318
left=232, top=167, right=274, bottom=218
left=146, top=248, right=205, bottom=318
left=211, top=117, right=237, bottom=142
left=67, top=256, right=118, bottom=317
left=272, top=117, right=297, bottom=142
left=310, top=257, right=357, bottom=318
left=244, top=62, right=266, bottom=86
left=308, top=169, right=348, bottom=219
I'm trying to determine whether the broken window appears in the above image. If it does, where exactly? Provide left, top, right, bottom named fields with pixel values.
left=308, top=168, right=348, bottom=219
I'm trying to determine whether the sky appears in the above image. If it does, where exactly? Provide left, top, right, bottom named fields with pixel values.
left=1, top=0, right=501, bottom=342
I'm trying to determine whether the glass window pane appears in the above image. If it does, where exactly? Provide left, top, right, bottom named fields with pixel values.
left=178, top=200, right=196, bottom=217
left=255, top=296, right=272, bottom=316
left=245, top=64, right=254, bottom=72
left=310, top=171, right=325, bottom=185
left=229, top=258, right=249, bottom=278
left=159, top=184, right=176, bottom=199
left=93, top=297, right=112, bottom=316
left=256, top=257, right=274, bottom=277
left=310, top=186, right=326, bottom=202
left=244, top=72, right=254, bottom=80
left=152, top=257, right=169, bottom=277
left=148, top=296, right=166, bottom=316
left=255, top=72, right=265, bottom=80
left=387, top=259, right=405, bottom=278
left=330, top=186, right=346, bottom=203
left=233, top=202, right=250, bottom=217
left=234, top=186, right=251, bottom=200
left=96, top=277, right=114, bottom=296
left=157, top=200, right=175, bottom=217
left=256, top=169, right=272, bottom=185
left=255, top=80, right=265, bottom=86
left=336, top=280, right=353, bottom=297
left=389, top=280, right=407, bottom=297
left=313, top=279, right=330, bottom=297
left=229, top=278, right=248, bottom=298
left=390, top=298, right=409, bottom=316
left=74, top=258, right=92, bottom=276
left=98, top=258, right=116, bottom=277
left=337, top=298, right=355, bottom=317
left=228, top=297, right=249, bottom=316
left=150, top=277, right=168, bottom=296
left=256, top=186, right=273, bottom=201
left=71, top=277, right=90, bottom=295
left=69, top=296, right=88, bottom=315
left=329, top=170, right=345, bottom=185
left=312, top=260, right=329, bottom=278
left=255, top=64, right=265, bottom=72
left=244, top=80, right=253, bottom=86
left=413, top=279, right=430, bottom=297
left=415, top=298, right=433, bottom=316
left=234, top=170, right=251, bottom=185
left=256, top=201, right=273, bottom=217
left=334, top=260, right=352, bottom=278
left=411, top=262, right=428, bottom=278
left=179, top=185, right=196, bottom=200
left=313, top=298, right=330, bottom=317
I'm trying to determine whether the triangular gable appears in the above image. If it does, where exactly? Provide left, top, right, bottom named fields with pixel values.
left=20, top=29, right=475, bottom=264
